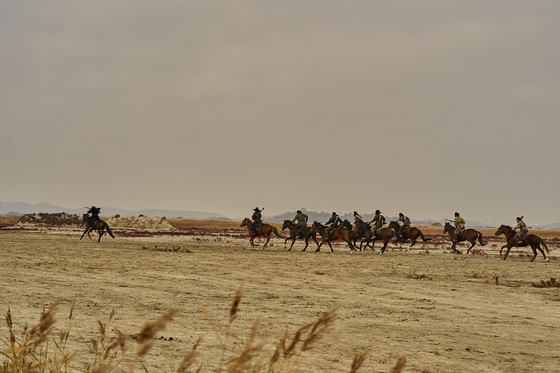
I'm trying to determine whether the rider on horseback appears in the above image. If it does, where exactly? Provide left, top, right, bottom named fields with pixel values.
left=453, top=212, right=465, bottom=242
left=292, top=210, right=308, bottom=238
left=398, top=213, right=410, bottom=235
left=514, top=216, right=528, bottom=244
left=369, top=210, right=385, bottom=234
left=324, top=212, right=340, bottom=239
left=87, top=206, right=101, bottom=226
left=352, top=211, right=363, bottom=233
left=250, top=207, right=264, bottom=237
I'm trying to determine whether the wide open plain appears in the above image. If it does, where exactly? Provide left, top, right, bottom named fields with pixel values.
left=1, top=224, right=559, bottom=372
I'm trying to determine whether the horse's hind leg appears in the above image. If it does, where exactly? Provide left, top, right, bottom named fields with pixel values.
left=262, top=235, right=271, bottom=249
left=466, top=240, right=476, bottom=254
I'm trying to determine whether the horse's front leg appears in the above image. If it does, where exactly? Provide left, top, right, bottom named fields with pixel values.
left=451, top=240, right=462, bottom=254
left=530, top=245, right=538, bottom=262
left=302, top=238, right=309, bottom=252
left=289, top=238, right=296, bottom=251
left=380, top=239, right=389, bottom=253
left=499, top=245, right=508, bottom=256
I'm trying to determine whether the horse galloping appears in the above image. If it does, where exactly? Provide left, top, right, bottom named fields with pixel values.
left=494, top=224, right=549, bottom=261
left=387, top=221, right=431, bottom=247
left=281, top=220, right=320, bottom=252
left=311, top=221, right=355, bottom=253
left=240, top=218, right=285, bottom=249
left=443, top=222, right=486, bottom=254
left=80, top=214, right=115, bottom=243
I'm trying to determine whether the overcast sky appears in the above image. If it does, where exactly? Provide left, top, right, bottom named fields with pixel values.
left=1, top=1, right=560, bottom=224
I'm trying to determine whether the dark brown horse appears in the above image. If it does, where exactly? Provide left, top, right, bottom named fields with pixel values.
left=443, top=222, right=486, bottom=254
left=80, top=214, right=115, bottom=243
left=388, top=221, right=431, bottom=247
left=281, top=220, right=320, bottom=252
left=311, top=221, right=355, bottom=253
left=350, top=219, right=402, bottom=253
left=240, top=218, right=285, bottom=249
left=494, top=224, right=549, bottom=261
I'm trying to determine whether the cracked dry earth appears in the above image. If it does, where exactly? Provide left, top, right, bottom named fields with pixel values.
left=1, top=229, right=559, bottom=372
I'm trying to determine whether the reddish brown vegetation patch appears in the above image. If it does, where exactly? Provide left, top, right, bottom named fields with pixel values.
left=142, top=245, right=193, bottom=253
left=532, top=278, right=560, bottom=288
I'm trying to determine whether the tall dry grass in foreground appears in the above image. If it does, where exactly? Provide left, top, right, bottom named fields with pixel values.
left=1, top=285, right=406, bottom=373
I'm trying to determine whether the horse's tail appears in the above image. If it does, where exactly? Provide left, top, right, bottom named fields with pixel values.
left=272, top=226, right=286, bottom=239
left=419, top=230, right=431, bottom=242
left=105, top=223, right=115, bottom=239
left=538, top=237, right=549, bottom=253
left=477, top=231, right=487, bottom=246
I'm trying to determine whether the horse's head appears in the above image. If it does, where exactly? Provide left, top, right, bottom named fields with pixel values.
left=443, top=222, right=453, bottom=234
left=494, top=224, right=511, bottom=236
left=240, top=218, right=251, bottom=228
left=82, top=213, right=88, bottom=221
left=388, top=221, right=398, bottom=230
left=282, top=220, right=291, bottom=230
left=342, top=220, right=352, bottom=230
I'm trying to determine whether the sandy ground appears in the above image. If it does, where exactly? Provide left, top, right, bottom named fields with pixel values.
left=1, top=228, right=559, bottom=373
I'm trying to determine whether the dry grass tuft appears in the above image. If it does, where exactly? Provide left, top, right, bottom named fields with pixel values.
left=389, top=355, right=407, bottom=373
left=406, top=273, right=432, bottom=280
left=1, top=285, right=409, bottom=372
left=350, top=351, right=368, bottom=373
left=531, top=278, right=560, bottom=288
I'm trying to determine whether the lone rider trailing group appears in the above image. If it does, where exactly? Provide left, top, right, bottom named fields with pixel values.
left=87, top=206, right=101, bottom=226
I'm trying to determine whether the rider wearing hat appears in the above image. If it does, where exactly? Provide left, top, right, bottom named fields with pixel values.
left=369, top=209, right=386, bottom=234
left=292, top=210, right=309, bottom=237
left=453, top=212, right=465, bottom=242
left=398, top=213, right=411, bottom=235
left=352, top=211, right=363, bottom=233
left=324, top=212, right=340, bottom=239
left=87, top=206, right=101, bottom=226
left=514, top=216, right=528, bottom=244
left=250, top=207, right=263, bottom=236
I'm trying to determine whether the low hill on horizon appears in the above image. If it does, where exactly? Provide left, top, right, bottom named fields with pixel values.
left=0, top=201, right=228, bottom=220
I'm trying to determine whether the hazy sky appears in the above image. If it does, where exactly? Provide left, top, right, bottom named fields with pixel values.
left=1, top=1, right=560, bottom=224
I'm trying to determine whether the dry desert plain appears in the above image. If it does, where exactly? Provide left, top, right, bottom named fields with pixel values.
left=1, top=219, right=560, bottom=373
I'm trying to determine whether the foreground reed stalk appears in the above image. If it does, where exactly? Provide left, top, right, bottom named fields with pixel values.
left=1, top=285, right=406, bottom=372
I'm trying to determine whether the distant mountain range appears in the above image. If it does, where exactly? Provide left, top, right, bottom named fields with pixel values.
left=263, top=209, right=492, bottom=227
left=0, top=201, right=228, bottom=220
left=2, top=202, right=560, bottom=229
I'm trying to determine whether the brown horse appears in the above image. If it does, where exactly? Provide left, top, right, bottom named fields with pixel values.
left=351, top=219, right=405, bottom=253
left=240, top=218, right=285, bottom=249
left=494, top=224, right=549, bottom=261
left=388, top=221, right=431, bottom=247
left=281, top=220, right=320, bottom=252
left=80, top=214, right=115, bottom=243
left=443, top=222, right=486, bottom=254
left=311, top=221, right=355, bottom=253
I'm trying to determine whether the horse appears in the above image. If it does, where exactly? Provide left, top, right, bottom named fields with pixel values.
left=443, top=222, right=486, bottom=254
left=311, top=220, right=355, bottom=253
left=387, top=221, right=431, bottom=247
left=361, top=226, right=405, bottom=254
left=494, top=224, right=549, bottom=261
left=80, top=214, right=115, bottom=243
left=240, top=218, right=285, bottom=249
left=281, top=220, right=320, bottom=252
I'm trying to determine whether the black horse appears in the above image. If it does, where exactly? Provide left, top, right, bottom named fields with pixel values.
left=281, top=220, right=320, bottom=252
left=81, top=214, right=115, bottom=243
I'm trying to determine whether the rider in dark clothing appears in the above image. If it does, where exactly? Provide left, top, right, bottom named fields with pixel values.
left=87, top=206, right=101, bottom=226
left=250, top=207, right=263, bottom=236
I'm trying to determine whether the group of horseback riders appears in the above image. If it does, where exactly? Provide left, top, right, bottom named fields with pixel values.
left=248, top=208, right=529, bottom=245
